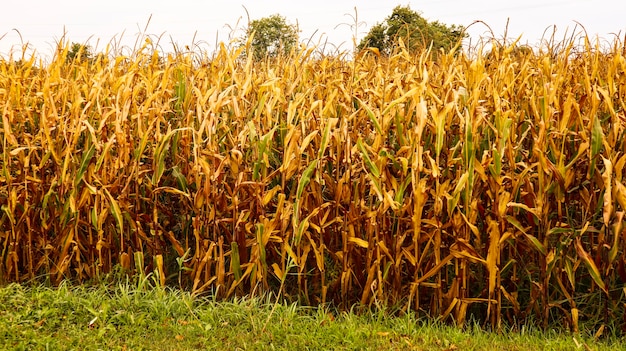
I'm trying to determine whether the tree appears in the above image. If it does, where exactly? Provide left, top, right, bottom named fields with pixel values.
left=244, top=14, right=299, bottom=59
left=358, top=5, right=465, bottom=56
left=66, top=42, right=94, bottom=63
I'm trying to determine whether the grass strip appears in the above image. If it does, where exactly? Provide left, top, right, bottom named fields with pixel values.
left=0, top=281, right=623, bottom=350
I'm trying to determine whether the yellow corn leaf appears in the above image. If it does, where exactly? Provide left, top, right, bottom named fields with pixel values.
left=415, top=254, right=454, bottom=284
left=402, top=248, right=417, bottom=266
left=284, top=242, right=299, bottom=267
left=262, top=185, right=282, bottom=206
left=164, top=231, right=186, bottom=258
left=440, top=298, right=459, bottom=320
left=1, top=109, right=17, bottom=146
left=450, top=241, right=486, bottom=264
left=615, top=180, right=626, bottom=211
left=307, top=238, right=325, bottom=273
left=507, top=202, right=540, bottom=221
left=300, top=130, right=319, bottom=154
left=58, top=228, right=75, bottom=267
left=594, top=324, right=605, bottom=340
left=608, top=211, right=623, bottom=265
left=381, top=87, right=420, bottom=117
left=486, top=219, right=500, bottom=317
left=500, top=286, right=520, bottom=314
left=574, top=238, right=607, bottom=294
left=377, top=240, right=392, bottom=261
left=601, top=156, right=613, bottom=226
left=615, top=153, right=626, bottom=181
left=452, top=172, right=469, bottom=196
left=155, top=254, right=165, bottom=287
left=271, top=263, right=283, bottom=280
left=153, top=186, right=191, bottom=199
left=456, top=300, right=468, bottom=327
left=349, top=237, right=369, bottom=249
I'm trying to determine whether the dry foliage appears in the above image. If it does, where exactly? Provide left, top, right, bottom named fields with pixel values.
left=1, top=37, right=626, bottom=331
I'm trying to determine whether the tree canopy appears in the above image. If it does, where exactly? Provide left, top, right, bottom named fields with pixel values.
left=244, top=14, right=299, bottom=59
left=358, top=5, right=465, bottom=56
left=66, top=42, right=94, bottom=63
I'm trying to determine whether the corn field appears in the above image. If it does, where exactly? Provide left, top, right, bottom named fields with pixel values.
left=1, top=37, right=626, bottom=331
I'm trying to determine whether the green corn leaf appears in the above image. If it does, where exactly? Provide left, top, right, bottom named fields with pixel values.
left=505, top=215, right=527, bottom=234
left=608, top=215, right=623, bottom=265
left=152, top=128, right=189, bottom=185
left=293, top=159, right=318, bottom=229
left=41, top=178, right=58, bottom=215
left=318, top=118, right=335, bottom=160
left=171, top=166, right=188, bottom=193
left=74, top=144, right=95, bottom=187
left=355, top=97, right=382, bottom=135
left=1, top=204, right=15, bottom=227
left=296, top=159, right=318, bottom=200
left=382, top=261, right=392, bottom=281
left=357, top=138, right=380, bottom=178
left=591, top=114, right=603, bottom=159
left=295, top=217, right=309, bottom=246
left=435, top=117, right=445, bottom=157
left=564, top=259, right=576, bottom=289
left=394, top=176, right=412, bottom=204
left=91, top=206, right=98, bottom=230
left=247, top=121, right=258, bottom=141
left=230, top=241, right=242, bottom=281
left=134, top=251, right=145, bottom=274
left=96, top=138, right=115, bottom=172
left=368, top=173, right=384, bottom=202
left=153, top=145, right=169, bottom=186
left=103, top=187, right=123, bottom=234
left=133, top=123, right=153, bottom=161
left=462, top=120, right=474, bottom=167
left=524, top=233, right=546, bottom=256
left=491, top=148, right=502, bottom=176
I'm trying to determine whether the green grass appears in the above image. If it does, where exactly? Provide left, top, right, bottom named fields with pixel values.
left=0, top=278, right=623, bottom=350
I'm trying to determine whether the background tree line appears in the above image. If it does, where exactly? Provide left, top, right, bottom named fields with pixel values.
left=65, top=5, right=466, bottom=61
left=245, top=5, right=465, bottom=58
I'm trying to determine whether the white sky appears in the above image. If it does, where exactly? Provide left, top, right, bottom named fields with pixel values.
left=1, top=0, right=625, bottom=59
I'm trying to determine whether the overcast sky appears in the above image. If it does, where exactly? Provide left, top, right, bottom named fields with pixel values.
left=1, top=0, right=624, bottom=59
